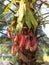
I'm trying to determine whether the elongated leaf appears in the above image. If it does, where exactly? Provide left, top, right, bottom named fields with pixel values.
left=27, top=8, right=38, bottom=31
left=32, top=0, right=36, bottom=4
left=15, top=0, right=26, bottom=22
left=16, top=22, right=23, bottom=33
left=25, top=11, right=32, bottom=29
left=4, top=0, right=19, bottom=13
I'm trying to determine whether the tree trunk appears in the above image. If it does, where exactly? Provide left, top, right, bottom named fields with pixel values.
left=18, top=49, right=37, bottom=65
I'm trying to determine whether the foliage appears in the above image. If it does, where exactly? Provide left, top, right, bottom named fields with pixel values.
left=4, top=0, right=38, bottom=33
left=0, top=0, right=49, bottom=64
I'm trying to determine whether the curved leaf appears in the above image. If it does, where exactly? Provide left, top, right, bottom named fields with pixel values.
left=27, top=8, right=38, bottom=31
left=16, top=22, right=23, bottom=33
left=25, top=11, right=32, bottom=29
left=15, top=0, right=26, bottom=22
left=4, top=0, right=19, bottom=13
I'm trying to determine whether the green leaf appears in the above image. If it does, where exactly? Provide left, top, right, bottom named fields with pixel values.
left=15, top=0, right=26, bottom=22
left=25, top=11, right=32, bottom=29
left=16, top=22, right=23, bottom=33
left=32, top=0, right=36, bottom=4
left=27, top=8, right=38, bottom=31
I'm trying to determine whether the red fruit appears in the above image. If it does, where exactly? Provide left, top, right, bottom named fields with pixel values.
left=31, top=36, right=37, bottom=46
left=19, top=35, right=26, bottom=48
left=7, top=28, right=12, bottom=39
left=30, top=37, right=38, bottom=52
left=14, top=35, right=18, bottom=45
left=20, top=47, right=23, bottom=52
left=29, top=29, right=33, bottom=37
left=33, top=42, right=37, bottom=51
left=14, top=42, right=17, bottom=46
left=30, top=42, right=37, bottom=52
left=25, top=38, right=31, bottom=50
left=11, top=45, right=16, bottom=55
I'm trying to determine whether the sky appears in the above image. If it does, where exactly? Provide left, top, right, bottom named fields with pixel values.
left=40, top=3, right=49, bottom=38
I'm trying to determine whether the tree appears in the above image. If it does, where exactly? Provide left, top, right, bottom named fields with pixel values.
left=0, top=0, right=49, bottom=65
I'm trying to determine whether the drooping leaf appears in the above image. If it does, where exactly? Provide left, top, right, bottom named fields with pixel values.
left=27, top=8, right=38, bottom=31
left=32, top=0, right=36, bottom=4
left=16, top=22, right=23, bottom=33
left=25, top=11, right=32, bottom=29
left=15, top=0, right=26, bottom=22
left=4, top=0, right=19, bottom=13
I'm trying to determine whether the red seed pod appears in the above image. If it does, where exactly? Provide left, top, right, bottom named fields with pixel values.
left=29, top=29, right=33, bottom=37
left=31, top=36, right=37, bottom=46
left=30, top=37, right=38, bottom=52
left=7, top=28, right=12, bottom=39
left=14, top=35, right=18, bottom=42
left=25, top=38, right=31, bottom=50
left=15, top=34, right=22, bottom=46
left=30, top=42, right=37, bottom=52
left=14, top=42, right=17, bottom=46
left=11, top=45, right=16, bottom=55
left=20, top=47, right=23, bottom=52
left=19, top=35, right=26, bottom=48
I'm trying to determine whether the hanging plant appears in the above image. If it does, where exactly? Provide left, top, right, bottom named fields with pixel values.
left=4, top=0, right=46, bottom=64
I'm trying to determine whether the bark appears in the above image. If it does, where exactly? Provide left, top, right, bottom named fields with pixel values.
left=18, top=49, right=37, bottom=65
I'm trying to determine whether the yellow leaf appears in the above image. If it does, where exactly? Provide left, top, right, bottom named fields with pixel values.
left=32, top=0, right=36, bottom=4
left=15, top=0, right=26, bottom=22
left=4, top=0, right=19, bottom=13
left=16, top=22, right=23, bottom=33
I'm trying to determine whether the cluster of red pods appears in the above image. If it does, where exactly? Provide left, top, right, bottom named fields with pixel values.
left=7, top=26, right=38, bottom=55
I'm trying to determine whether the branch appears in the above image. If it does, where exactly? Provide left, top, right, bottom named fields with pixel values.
left=44, top=15, right=49, bottom=18
left=40, top=21, right=49, bottom=25
left=42, top=12, right=49, bottom=15
left=0, top=20, right=11, bottom=25
left=0, top=32, right=7, bottom=36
